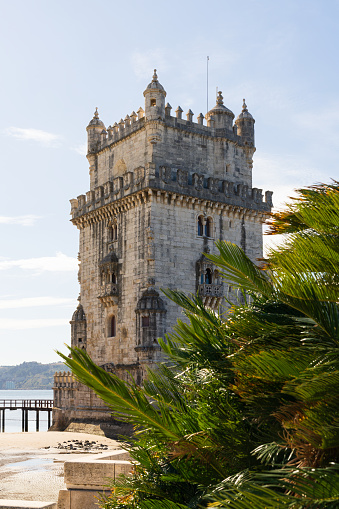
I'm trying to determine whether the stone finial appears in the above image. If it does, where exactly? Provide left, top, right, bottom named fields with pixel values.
left=113, top=122, right=119, bottom=134
left=165, top=103, right=172, bottom=116
left=94, top=107, right=99, bottom=119
left=107, top=125, right=113, bottom=138
left=130, top=111, right=137, bottom=122
left=137, top=107, right=144, bottom=120
left=242, top=98, right=248, bottom=111
left=197, top=113, right=204, bottom=125
left=124, top=114, right=131, bottom=127
left=217, top=91, right=224, bottom=105
left=175, top=106, right=183, bottom=119
left=152, top=69, right=158, bottom=82
left=118, top=118, right=125, bottom=130
left=186, top=109, right=194, bottom=122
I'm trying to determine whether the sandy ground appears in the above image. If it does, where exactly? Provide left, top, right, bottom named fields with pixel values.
left=0, top=432, right=122, bottom=503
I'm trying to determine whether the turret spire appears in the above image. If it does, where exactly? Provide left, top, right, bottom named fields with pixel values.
left=242, top=99, right=248, bottom=112
left=217, top=91, right=224, bottom=105
left=152, top=69, right=158, bottom=82
left=94, top=107, right=99, bottom=119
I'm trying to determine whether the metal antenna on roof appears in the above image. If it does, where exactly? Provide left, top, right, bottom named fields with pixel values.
left=207, top=56, right=209, bottom=113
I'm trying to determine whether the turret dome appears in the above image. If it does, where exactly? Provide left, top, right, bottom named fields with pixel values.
left=72, top=303, right=86, bottom=322
left=143, top=69, right=166, bottom=94
left=236, top=99, right=254, bottom=121
left=207, top=91, right=234, bottom=119
left=87, top=108, right=105, bottom=129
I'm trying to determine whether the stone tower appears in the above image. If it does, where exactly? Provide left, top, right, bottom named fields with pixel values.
left=52, top=71, right=272, bottom=433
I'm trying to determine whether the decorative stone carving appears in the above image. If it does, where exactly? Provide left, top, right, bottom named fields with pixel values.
left=134, top=166, right=145, bottom=185
left=222, top=181, right=234, bottom=197
left=103, top=181, right=113, bottom=196
left=95, top=186, right=104, bottom=201
left=177, top=169, right=188, bottom=187
left=192, top=173, right=204, bottom=191
left=207, top=177, right=219, bottom=194
left=112, top=177, right=122, bottom=195
left=123, top=172, right=133, bottom=190
left=159, top=166, right=172, bottom=184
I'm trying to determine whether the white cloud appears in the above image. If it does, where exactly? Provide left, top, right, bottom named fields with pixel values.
left=0, top=297, right=75, bottom=310
left=0, top=215, right=41, bottom=226
left=0, top=318, right=68, bottom=330
left=71, top=143, right=87, bottom=156
left=4, top=127, right=62, bottom=146
left=0, top=252, right=78, bottom=273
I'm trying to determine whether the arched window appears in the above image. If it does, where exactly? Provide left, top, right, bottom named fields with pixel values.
left=205, top=217, right=212, bottom=237
left=110, top=316, right=116, bottom=337
left=108, top=226, right=114, bottom=241
left=111, top=273, right=116, bottom=284
left=205, top=268, right=212, bottom=284
left=114, top=225, right=118, bottom=240
left=197, top=216, right=203, bottom=236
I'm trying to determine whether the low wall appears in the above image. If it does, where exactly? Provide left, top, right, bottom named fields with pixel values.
left=57, top=449, right=131, bottom=509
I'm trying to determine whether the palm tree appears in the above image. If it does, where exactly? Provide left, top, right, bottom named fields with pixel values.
left=58, top=181, right=339, bottom=508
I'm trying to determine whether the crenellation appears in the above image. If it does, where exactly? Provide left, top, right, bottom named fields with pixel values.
left=54, top=71, right=272, bottom=432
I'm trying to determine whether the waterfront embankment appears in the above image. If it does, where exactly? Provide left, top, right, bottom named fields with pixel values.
left=0, top=431, right=121, bottom=502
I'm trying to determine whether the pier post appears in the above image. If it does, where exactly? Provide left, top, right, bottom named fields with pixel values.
left=22, top=409, right=25, bottom=432
left=48, top=409, right=51, bottom=429
left=36, top=410, right=39, bottom=432
left=25, top=409, right=29, bottom=432
left=1, top=409, right=4, bottom=432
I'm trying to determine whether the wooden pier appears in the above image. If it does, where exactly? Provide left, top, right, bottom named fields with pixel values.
left=0, top=399, right=53, bottom=432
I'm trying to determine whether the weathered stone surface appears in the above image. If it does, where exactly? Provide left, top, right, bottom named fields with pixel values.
left=53, top=71, right=272, bottom=429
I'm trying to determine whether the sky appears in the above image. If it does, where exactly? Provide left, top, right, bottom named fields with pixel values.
left=0, top=0, right=338, bottom=365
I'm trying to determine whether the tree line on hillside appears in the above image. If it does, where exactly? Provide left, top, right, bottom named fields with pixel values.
left=0, top=361, right=65, bottom=390
left=59, top=180, right=339, bottom=508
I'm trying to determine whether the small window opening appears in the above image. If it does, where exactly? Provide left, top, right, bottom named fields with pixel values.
left=142, top=316, right=150, bottom=327
left=110, top=316, right=116, bottom=337
left=200, top=273, right=204, bottom=284
left=78, top=338, right=82, bottom=343
left=205, top=218, right=212, bottom=237
left=114, top=225, right=118, bottom=240
left=150, top=99, right=156, bottom=107
left=111, top=273, right=116, bottom=284
left=205, top=268, right=212, bottom=284
left=197, top=216, right=203, bottom=236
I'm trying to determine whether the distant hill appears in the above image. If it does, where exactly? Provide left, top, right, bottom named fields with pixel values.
left=0, top=361, right=65, bottom=390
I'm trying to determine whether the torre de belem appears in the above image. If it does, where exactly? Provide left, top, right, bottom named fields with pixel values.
left=52, top=70, right=273, bottom=433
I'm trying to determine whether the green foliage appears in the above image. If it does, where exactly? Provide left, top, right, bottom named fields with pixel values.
left=59, top=181, right=339, bottom=508
left=0, top=361, right=65, bottom=389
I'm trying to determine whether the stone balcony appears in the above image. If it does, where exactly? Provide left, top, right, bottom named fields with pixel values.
left=198, top=283, right=223, bottom=298
left=98, top=283, right=119, bottom=307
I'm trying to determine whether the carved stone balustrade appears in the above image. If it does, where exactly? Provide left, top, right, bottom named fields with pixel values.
left=198, top=283, right=223, bottom=298
left=98, top=283, right=119, bottom=307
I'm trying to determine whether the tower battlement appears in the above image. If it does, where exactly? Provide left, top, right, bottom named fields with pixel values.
left=53, top=71, right=271, bottom=433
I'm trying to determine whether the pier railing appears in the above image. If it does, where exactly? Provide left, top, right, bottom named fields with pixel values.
left=0, top=399, right=53, bottom=409
left=0, top=399, right=53, bottom=432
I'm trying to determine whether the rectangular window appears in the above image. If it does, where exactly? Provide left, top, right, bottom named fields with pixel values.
left=142, top=316, right=150, bottom=327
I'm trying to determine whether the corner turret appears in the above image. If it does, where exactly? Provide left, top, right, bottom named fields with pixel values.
left=143, top=69, right=166, bottom=121
left=235, top=99, right=255, bottom=145
left=86, top=108, right=106, bottom=153
left=206, top=91, right=234, bottom=130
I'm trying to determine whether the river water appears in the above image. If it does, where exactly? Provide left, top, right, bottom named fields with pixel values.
left=0, top=389, right=53, bottom=432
